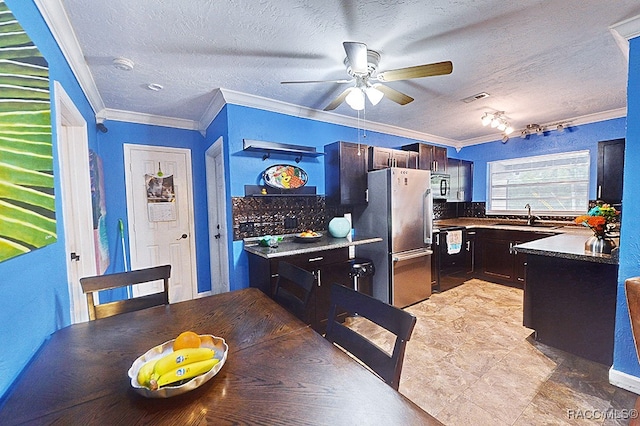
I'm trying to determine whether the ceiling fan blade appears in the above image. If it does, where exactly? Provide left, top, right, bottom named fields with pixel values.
left=377, top=61, right=453, bottom=82
left=323, top=88, right=352, bottom=111
left=281, top=78, right=353, bottom=84
left=343, top=41, right=368, bottom=74
left=374, top=84, right=414, bottom=105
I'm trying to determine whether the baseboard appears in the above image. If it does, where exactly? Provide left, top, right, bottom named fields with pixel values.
left=609, top=367, right=640, bottom=395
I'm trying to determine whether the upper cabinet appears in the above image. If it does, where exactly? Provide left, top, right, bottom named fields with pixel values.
left=597, top=138, right=624, bottom=206
left=446, top=158, right=473, bottom=202
left=401, top=143, right=447, bottom=173
left=368, top=146, right=417, bottom=170
left=325, top=141, right=369, bottom=205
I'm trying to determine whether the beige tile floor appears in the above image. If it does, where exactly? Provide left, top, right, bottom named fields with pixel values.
left=348, top=279, right=639, bottom=425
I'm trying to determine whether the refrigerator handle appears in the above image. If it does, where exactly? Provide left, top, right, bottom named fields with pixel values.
left=424, top=188, right=433, bottom=244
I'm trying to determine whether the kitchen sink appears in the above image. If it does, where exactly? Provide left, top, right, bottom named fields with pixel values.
left=492, top=222, right=559, bottom=229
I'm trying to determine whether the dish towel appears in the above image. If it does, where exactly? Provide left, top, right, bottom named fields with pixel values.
left=446, top=230, right=462, bottom=255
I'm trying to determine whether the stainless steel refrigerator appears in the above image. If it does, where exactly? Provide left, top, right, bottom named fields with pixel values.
left=354, top=168, right=433, bottom=308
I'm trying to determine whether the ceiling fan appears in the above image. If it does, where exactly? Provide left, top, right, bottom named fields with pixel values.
left=281, top=41, right=453, bottom=111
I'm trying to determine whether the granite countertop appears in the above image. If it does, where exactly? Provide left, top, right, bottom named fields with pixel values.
left=513, top=233, right=619, bottom=265
left=434, top=217, right=619, bottom=265
left=244, top=234, right=383, bottom=259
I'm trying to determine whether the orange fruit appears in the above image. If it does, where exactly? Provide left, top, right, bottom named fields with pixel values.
left=173, top=331, right=201, bottom=351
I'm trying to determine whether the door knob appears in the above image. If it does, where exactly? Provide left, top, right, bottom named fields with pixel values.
left=177, top=233, right=188, bottom=240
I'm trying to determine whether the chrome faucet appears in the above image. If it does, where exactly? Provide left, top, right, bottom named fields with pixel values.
left=525, top=203, right=539, bottom=225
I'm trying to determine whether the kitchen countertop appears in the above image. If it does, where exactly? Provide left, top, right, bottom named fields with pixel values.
left=244, top=234, right=383, bottom=259
left=434, top=217, right=619, bottom=265
left=514, top=233, right=619, bottom=265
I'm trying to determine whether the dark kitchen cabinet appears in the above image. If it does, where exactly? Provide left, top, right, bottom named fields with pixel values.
left=368, top=146, right=413, bottom=170
left=475, top=229, right=552, bottom=288
left=401, top=142, right=447, bottom=173
left=247, top=248, right=353, bottom=333
left=446, top=158, right=473, bottom=202
left=325, top=141, right=368, bottom=205
left=597, top=138, right=624, bottom=205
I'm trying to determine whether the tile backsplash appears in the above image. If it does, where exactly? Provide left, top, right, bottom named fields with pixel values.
left=232, top=197, right=602, bottom=240
left=232, top=196, right=353, bottom=240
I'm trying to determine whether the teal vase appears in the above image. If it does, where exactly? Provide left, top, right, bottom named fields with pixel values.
left=328, top=217, right=351, bottom=238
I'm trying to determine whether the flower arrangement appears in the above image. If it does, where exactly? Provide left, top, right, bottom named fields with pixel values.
left=574, top=203, right=620, bottom=237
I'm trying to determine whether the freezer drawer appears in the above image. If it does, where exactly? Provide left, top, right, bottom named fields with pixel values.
left=391, top=249, right=432, bottom=308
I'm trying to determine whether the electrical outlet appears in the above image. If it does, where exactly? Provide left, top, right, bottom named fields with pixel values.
left=239, top=222, right=254, bottom=233
left=284, top=217, right=298, bottom=229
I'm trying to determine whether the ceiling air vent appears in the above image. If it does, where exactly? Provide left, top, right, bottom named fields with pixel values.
left=462, top=92, right=490, bottom=103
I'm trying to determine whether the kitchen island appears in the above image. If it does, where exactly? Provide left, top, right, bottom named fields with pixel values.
left=515, top=233, right=619, bottom=365
left=245, top=234, right=383, bottom=333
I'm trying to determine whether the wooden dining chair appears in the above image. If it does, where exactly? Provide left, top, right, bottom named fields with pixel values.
left=272, top=261, right=316, bottom=322
left=80, top=264, right=171, bottom=320
left=324, top=283, right=417, bottom=390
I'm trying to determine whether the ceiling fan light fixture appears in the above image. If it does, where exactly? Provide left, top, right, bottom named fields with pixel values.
left=345, top=87, right=365, bottom=110
left=365, top=85, right=384, bottom=105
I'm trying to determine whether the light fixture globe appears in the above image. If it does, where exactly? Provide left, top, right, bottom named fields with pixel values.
left=345, top=87, right=365, bottom=110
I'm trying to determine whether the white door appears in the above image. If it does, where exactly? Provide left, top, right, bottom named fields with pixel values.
left=54, top=82, right=97, bottom=324
left=205, top=137, right=229, bottom=294
left=124, top=144, right=197, bottom=303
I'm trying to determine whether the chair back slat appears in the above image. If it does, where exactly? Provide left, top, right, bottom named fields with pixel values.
left=273, top=261, right=315, bottom=322
left=80, top=265, right=171, bottom=321
left=325, top=284, right=417, bottom=390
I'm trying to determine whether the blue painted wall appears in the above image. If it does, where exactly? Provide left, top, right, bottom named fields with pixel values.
left=0, top=0, right=97, bottom=399
left=94, top=121, right=211, bottom=293
left=613, top=36, right=640, bottom=379
left=458, top=118, right=627, bottom=202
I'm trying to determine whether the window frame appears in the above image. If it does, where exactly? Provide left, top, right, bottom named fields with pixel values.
left=486, top=150, right=590, bottom=217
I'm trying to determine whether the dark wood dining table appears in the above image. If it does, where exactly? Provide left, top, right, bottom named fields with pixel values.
left=0, top=288, right=441, bottom=425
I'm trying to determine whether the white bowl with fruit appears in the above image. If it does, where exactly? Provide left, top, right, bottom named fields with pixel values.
left=128, top=331, right=228, bottom=398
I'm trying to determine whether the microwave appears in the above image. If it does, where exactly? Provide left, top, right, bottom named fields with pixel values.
left=431, top=174, right=450, bottom=199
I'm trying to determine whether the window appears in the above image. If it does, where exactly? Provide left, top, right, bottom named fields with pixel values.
left=487, top=150, right=590, bottom=216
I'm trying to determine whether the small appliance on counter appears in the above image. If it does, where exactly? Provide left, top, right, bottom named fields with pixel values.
left=354, top=168, right=433, bottom=308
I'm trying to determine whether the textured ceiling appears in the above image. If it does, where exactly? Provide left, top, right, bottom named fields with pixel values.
left=57, top=0, right=640, bottom=146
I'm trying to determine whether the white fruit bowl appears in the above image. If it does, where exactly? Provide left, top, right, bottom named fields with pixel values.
left=127, top=334, right=228, bottom=398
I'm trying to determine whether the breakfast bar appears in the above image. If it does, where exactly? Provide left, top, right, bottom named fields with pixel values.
left=515, top=233, right=619, bottom=365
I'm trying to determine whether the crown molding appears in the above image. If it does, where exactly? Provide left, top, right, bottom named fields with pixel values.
left=456, top=107, right=627, bottom=149
left=98, top=108, right=200, bottom=131
left=198, top=89, right=227, bottom=136
left=34, top=0, right=104, bottom=115
left=207, top=88, right=458, bottom=147
left=609, top=14, right=640, bottom=61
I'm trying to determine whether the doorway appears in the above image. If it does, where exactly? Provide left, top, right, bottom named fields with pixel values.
left=205, top=137, right=230, bottom=294
left=54, top=81, right=96, bottom=324
left=123, top=144, right=197, bottom=303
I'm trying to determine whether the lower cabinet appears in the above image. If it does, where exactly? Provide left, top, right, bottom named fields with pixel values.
left=474, top=229, right=553, bottom=287
left=247, top=248, right=353, bottom=333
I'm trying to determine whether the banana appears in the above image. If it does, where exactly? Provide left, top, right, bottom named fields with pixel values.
left=136, top=358, right=158, bottom=386
left=151, top=347, right=215, bottom=380
left=151, top=358, right=219, bottom=390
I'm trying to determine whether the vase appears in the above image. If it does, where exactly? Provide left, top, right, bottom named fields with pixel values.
left=584, top=234, right=616, bottom=254
left=328, top=216, right=351, bottom=238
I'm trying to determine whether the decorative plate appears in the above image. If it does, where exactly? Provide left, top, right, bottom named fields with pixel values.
left=294, top=232, right=322, bottom=243
left=127, top=334, right=228, bottom=398
left=262, top=164, right=308, bottom=189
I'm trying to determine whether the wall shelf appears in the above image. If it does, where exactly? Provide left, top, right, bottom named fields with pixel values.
left=243, top=139, right=324, bottom=162
left=244, top=185, right=318, bottom=197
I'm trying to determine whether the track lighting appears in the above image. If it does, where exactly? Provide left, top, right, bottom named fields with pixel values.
left=481, top=112, right=513, bottom=135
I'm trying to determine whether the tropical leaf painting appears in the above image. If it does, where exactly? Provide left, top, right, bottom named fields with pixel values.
left=0, top=0, right=55, bottom=263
